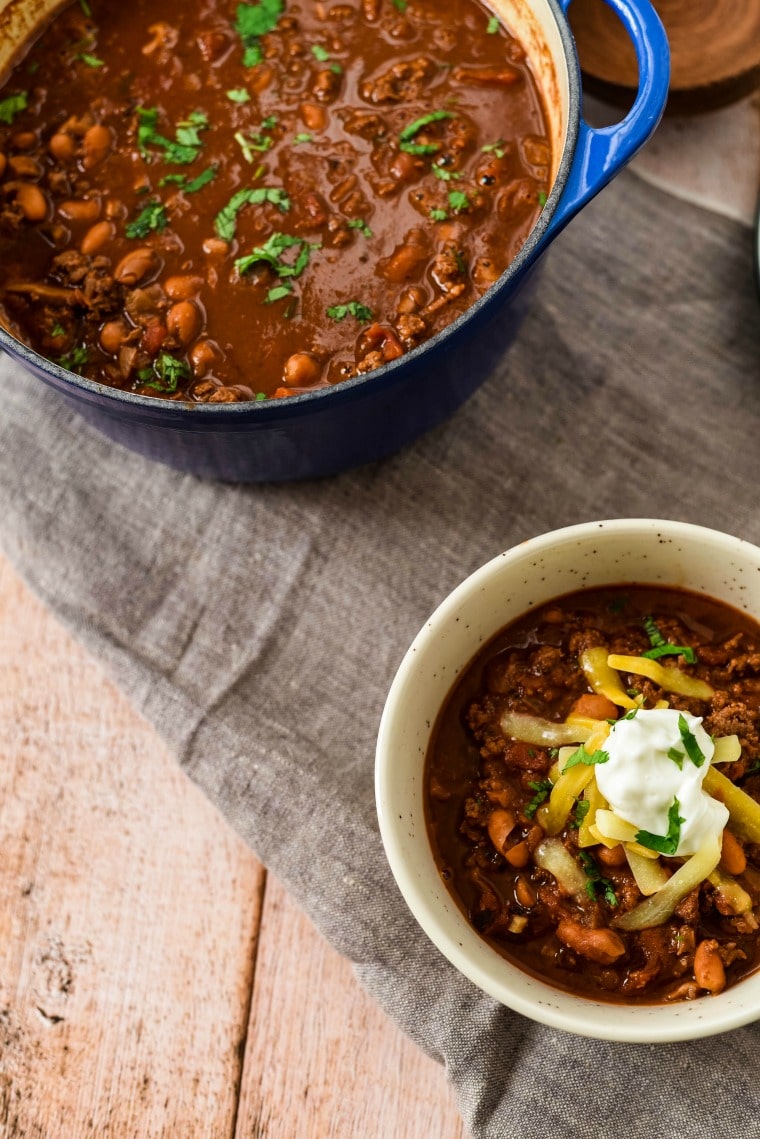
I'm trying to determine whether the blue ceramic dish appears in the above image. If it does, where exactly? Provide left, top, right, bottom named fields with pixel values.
left=0, top=0, right=669, bottom=482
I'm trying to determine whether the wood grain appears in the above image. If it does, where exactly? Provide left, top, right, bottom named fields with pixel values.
left=569, top=0, right=760, bottom=112
left=0, top=557, right=265, bottom=1137
left=0, top=555, right=467, bottom=1137
left=236, top=874, right=467, bottom=1139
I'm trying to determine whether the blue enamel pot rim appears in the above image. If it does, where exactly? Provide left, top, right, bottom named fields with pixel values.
left=0, top=0, right=668, bottom=421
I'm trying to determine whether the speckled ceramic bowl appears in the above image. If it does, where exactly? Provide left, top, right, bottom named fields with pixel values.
left=375, top=518, right=760, bottom=1041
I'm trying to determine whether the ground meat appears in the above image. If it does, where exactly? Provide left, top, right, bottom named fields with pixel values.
left=427, top=584, right=760, bottom=1003
left=360, top=56, right=436, bottom=103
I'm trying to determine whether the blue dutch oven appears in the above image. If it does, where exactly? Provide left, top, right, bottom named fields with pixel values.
left=0, top=0, right=669, bottom=482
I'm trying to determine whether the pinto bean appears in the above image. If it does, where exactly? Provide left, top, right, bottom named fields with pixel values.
left=99, top=319, right=131, bottom=355
left=189, top=338, right=217, bottom=376
left=202, top=237, right=229, bottom=257
left=283, top=352, right=321, bottom=387
left=164, top=275, right=203, bottom=301
left=389, top=150, right=419, bottom=183
left=452, top=64, right=521, bottom=86
left=82, top=123, right=112, bottom=169
left=301, top=101, right=327, bottom=131
left=167, top=300, right=201, bottom=345
left=596, top=843, right=627, bottom=868
left=556, top=920, right=626, bottom=966
left=11, top=130, right=37, bottom=150
left=504, top=840, right=530, bottom=868
left=720, top=829, right=747, bottom=876
left=80, top=220, right=115, bottom=256
left=115, top=247, right=162, bottom=285
left=59, top=198, right=101, bottom=222
left=694, top=938, right=726, bottom=994
left=381, top=231, right=429, bottom=282
left=312, top=68, right=341, bottom=102
left=15, top=183, right=48, bottom=222
left=49, top=132, right=76, bottom=161
left=8, top=155, right=42, bottom=179
left=569, top=693, right=619, bottom=721
left=514, top=876, right=536, bottom=908
left=486, top=809, right=516, bottom=855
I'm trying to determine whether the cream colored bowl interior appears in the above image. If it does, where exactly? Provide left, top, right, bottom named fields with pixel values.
left=376, top=519, right=760, bottom=1041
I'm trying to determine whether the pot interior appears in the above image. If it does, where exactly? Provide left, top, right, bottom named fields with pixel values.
left=1, top=0, right=569, bottom=186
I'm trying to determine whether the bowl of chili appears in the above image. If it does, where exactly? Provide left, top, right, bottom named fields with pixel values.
left=0, top=0, right=669, bottom=481
left=375, top=519, right=760, bottom=1041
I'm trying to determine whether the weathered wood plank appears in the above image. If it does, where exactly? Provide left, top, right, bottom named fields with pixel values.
left=0, top=557, right=264, bottom=1138
left=0, top=555, right=468, bottom=1137
left=236, top=875, right=468, bottom=1139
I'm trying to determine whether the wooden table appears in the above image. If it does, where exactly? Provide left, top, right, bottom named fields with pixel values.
left=0, top=554, right=467, bottom=1137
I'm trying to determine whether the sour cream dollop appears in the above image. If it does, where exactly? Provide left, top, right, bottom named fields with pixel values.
left=594, top=707, right=729, bottom=856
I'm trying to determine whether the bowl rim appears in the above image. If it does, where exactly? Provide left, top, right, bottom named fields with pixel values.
left=375, top=517, right=760, bottom=1042
left=0, top=0, right=580, bottom=416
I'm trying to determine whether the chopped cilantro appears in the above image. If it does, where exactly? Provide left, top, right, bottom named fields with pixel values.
left=667, top=746, right=684, bottom=770
left=537, top=189, right=547, bottom=207
left=159, top=165, right=217, bottom=193
left=293, top=132, right=313, bottom=144
left=266, top=284, right=293, bottom=303
left=641, top=616, right=698, bottom=663
left=136, top=106, right=209, bottom=165
left=326, top=301, right=373, bottom=323
left=226, top=88, right=251, bottom=103
left=58, top=345, right=88, bottom=373
left=262, top=115, right=277, bottom=129
left=399, top=110, right=455, bottom=155
left=429, top=208, right=448, bottom=221
left=643, top=615, right=666, bottom=648
left=243, top=44, right=263, bottom=67
left=579, top=851, right=618, bottom=906
left=432, top=164, right=461, bottom=182
left=0, top=92, right=28, bottom=125
left=235, top=231, right=319, bottom=278
left=214, top=187, right=290, bottom=241
left=486, top=15, right=500, bottom=33
left=562, top=745, right=610, bottom=771
left=235, top=0, right=283, bottom=66
left=137, top=352, right=190, bottom=393
left=311, top=44, right=330, bottom=62
left=79, top=0, right=92, bottom=14
left=255, top=391, right=267, bottom=401
left=572, top=798, right=591, bottom=828
left=77, top=52, right=104, bottom=67
left=448, top=190, right=470, bottom=213
left=50, top=322, right=66, bottom=338
left=125, top=200, right=168, bottom=239
left=235, top=126, right=275, bottom=162
left=481, top=139, right=506, bottom=157
left=392, top=0, right=407, bottom=9
left=677, top=713, right=707, bottom=767
left=525, top=779, right=552, bottom=819
left=635, top=798, right=684, bottom=856
left=347, top=218, right=372, bottom=238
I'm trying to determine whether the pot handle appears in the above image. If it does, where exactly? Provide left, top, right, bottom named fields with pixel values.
left=544, top=0, right=670, bottom=240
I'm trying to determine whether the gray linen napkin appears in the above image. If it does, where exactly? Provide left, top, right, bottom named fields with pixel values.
left=1, top=169, right=759, bottom=1139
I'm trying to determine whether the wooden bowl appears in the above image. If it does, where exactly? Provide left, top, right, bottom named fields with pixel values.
left=568, top=0, right=760, bottom=113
